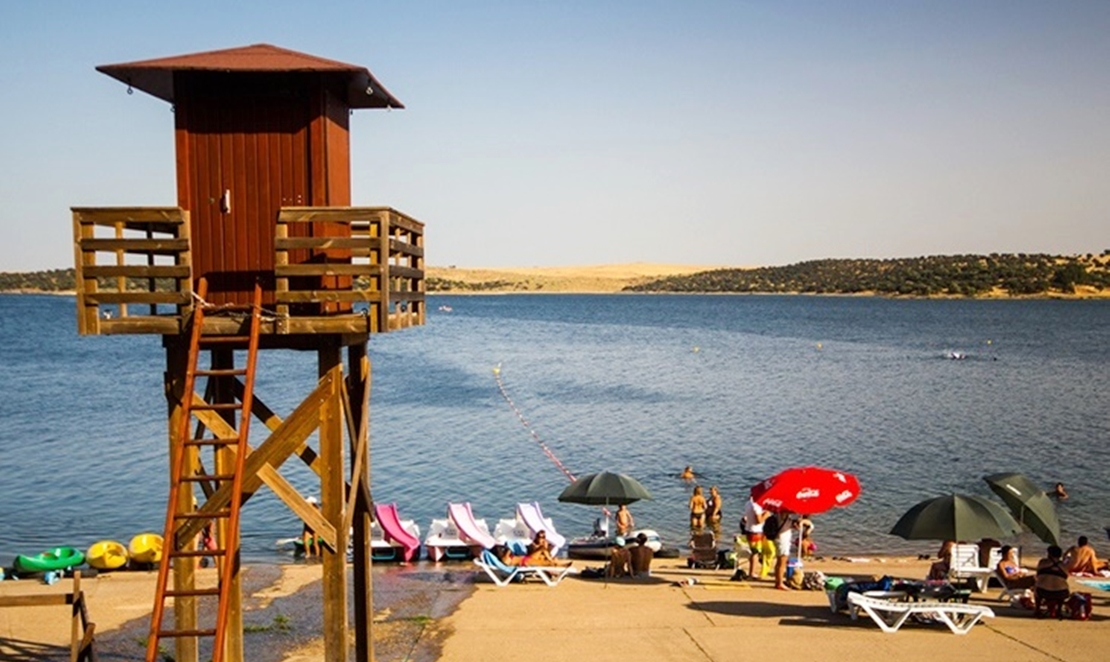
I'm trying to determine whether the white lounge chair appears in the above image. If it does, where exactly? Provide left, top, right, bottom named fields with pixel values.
left=847, top=592, right=995, bottom=634
left=994, top=568, right=1029, bottom=603
left=473, top=549, right=573, bottom=587
left=948, top=543, right=993, bottom=592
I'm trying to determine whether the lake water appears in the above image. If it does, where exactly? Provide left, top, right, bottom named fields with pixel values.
left=1, top=293, right=1107, bottom=564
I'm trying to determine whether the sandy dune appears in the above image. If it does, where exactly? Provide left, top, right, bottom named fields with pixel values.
left=427, top=263, right=723, bottom=293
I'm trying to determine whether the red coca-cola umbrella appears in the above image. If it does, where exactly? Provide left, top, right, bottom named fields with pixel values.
left=751, top=466, right=861, bottom=515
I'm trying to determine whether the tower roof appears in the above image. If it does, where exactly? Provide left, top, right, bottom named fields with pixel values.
left=97, top=43, right=403, bottom=109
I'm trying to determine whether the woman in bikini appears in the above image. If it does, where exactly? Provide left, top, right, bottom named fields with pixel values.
left=688, top=486, right=708, bottom=529
left=997, top=545, right=1035, bottom=590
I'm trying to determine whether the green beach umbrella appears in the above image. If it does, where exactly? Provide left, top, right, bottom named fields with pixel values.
left=890, top=494, right=1022, bottom=542
left=557, top=471, right=653, bottom=506
left=982, top=472, right=1062, bottom=546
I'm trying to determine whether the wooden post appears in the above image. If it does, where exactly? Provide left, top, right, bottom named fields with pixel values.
left=319, top=342, right=348, bottom=660
left=69, top=571, right=81, bottom=662
left=348, top=342, right=373, bottom=661
left=165, top=338, right=198, bottom=662
left=212, top=349, right=244, bottom=662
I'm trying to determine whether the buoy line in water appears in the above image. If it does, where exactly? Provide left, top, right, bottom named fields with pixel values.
left=492, top=363, right=578, bottom=483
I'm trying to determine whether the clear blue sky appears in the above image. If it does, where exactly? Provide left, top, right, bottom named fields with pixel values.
left=2, top=1, right=1108, bottom=271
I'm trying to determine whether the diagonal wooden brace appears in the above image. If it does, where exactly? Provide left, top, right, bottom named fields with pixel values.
left=175, top=372, right=337, bottom=551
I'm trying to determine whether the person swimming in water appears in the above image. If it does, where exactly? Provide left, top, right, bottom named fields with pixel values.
left=680, top=466, right=695, bottom=481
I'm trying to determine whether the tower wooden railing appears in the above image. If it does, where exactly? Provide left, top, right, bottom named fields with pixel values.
left=72, top=207, right=193, bottom=335
left=72, top=206, right=425, bottom=337
left=275, top=206, right=425, bottom=333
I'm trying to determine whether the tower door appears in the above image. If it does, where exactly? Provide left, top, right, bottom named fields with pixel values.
left=176, top=73, right=312, bottom=306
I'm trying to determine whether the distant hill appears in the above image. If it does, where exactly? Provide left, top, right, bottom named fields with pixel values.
left=0, top=268, right=76, bottom=292
left=6, top=254, right=1110, bottom=297
left=625, top=253, right=1110, bottom=297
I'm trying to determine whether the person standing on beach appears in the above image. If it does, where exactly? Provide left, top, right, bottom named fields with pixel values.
left=773, top=514, right=796, bottom=590
left=742, top=496, right=769, bottom=579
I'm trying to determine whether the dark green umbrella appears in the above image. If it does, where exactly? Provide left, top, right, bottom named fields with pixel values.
left=890, top=494, right=1022, bottom=541
left=557, top=471, right=653, bottom=506
left=983, top=472, right=1061, bottom=546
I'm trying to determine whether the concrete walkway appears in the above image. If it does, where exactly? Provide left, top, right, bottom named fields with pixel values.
left=440, top=558, right=1110, bottom=662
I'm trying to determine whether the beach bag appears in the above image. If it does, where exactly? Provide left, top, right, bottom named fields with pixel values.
left=763, top=513, right=782, bottom=539
left=1067, top=592, right=1092, bottom=620
left=788, top=569, right=804, bottom=590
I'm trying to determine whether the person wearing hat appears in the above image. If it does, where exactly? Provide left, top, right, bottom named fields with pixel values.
left=302, top=496, right=321, bottom=558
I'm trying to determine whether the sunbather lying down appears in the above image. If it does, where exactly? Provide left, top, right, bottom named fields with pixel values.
left=492, top=544, right=572, bottom=568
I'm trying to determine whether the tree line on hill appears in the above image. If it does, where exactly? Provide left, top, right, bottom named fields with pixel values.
left=625, top=253, right=1110, bottom=296
left=5, top=253, right=1110, bottom=297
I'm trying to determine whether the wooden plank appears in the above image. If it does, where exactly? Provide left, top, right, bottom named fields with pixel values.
left=386, top=265, right=423, bottom=280
left=388, top=291, right=426, bottom=302
left=83, top=292, right=191, bottom=305
left=78, top=238, right=189, bottom=252
left=73, top=210, right=96, bottom=335
left=275, top=237, right=373, bottom=250
left=346, top=343, right=372, bottom=662
left=275, top=290, right=382, bottom=303
left=82, top=265, right=191, bottom=279
left=99, top=317, right=182, bottom=335
left=0, top=594, right=71, bottom=607
left=282, top=317, right=372, bottom=335
left=318, top=348, right=347, bottom=662
left=279, top=207, right=387, bottom=223
left=388, top=239, right=424, bottom=257
left=71, top=206, right=185, bottom=219
left=274, top=264, right=376, bottom=277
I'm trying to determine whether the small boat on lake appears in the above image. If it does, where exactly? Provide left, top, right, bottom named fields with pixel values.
left=566, top=529, right=679, bottom=560
left=14, top=546, right=85, bottom=574
left=371, top=503, right=421, bottom=562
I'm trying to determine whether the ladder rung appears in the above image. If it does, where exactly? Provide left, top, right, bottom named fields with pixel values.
left=191, top=402, right=242, bottom=411
left=184, top=437, right=239, bottom=446
left=196, top=368, right=248, bottom=377
left=176, top=509, right=231, bottom=519
left=170, top=549, right=228, bottom=558
left=165, top=588, right=221, bottom=598
left=182, top=474, right=234, bottom=482
left=158, top=628, right=218, bottom=638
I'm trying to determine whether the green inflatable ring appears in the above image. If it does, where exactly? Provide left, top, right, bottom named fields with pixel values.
left=14, top=546, right=86, bottom=573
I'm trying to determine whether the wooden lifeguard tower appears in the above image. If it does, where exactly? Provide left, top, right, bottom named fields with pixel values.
left=71, top=43, right=424, bottom=662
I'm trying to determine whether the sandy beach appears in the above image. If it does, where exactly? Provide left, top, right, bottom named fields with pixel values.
left=3, top=555, right=1107, bottom=661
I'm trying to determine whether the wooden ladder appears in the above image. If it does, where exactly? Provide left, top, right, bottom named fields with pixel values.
left=146, top=279, right=263, bottom=662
